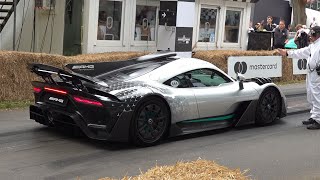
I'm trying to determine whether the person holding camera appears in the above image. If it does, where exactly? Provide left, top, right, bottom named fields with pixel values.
left=294, top=24, right=310, bottom=49
left=278, top=26, right=320, bottom=130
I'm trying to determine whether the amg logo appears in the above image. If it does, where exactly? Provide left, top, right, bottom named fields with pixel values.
left=72, top=65, right=94, bottom=70
left=49, top=97, right=64, bottom=104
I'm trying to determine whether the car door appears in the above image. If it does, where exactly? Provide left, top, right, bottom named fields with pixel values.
left=188, top=68, right=244, bottom=118
left=163, top=74, right=199, bottom=123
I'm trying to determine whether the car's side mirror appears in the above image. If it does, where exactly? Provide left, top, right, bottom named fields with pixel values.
left=237, top=73, right=245, bottom=90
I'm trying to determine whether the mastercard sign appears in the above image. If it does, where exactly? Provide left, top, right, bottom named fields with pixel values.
left=228, top=56, right=282, bottom=79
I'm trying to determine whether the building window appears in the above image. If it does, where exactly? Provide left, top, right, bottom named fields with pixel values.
left=135, top=5, right=157, bottom=41
left=224, top=10, right=241, bottom=43
left=198, top=8, right=218, bottom=43
left=97, top=0, right=123, bottom=40
left=306, top=0, right=319, bottom=10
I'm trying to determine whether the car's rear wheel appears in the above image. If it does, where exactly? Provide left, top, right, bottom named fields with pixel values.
left=255, top=88, right=281, bottom=125
left=130, top=97, right=170, bottom=146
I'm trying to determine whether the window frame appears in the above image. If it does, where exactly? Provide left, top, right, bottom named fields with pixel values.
left=222, top=7, right=243, bottom=46
left=195, top=0, right=247, bottom=50
left=95, top=0, right=126, bottom=47
left=132, top=0, right=159, bottom=47
left=196, top=5, right=220, bottom=47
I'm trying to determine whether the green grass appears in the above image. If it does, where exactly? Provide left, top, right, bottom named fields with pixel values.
left=0, top=100, right=32, bottom=110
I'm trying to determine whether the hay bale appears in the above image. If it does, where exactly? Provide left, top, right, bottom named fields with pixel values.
left=0, top=51, right=66, bottom=101
left=99, top=159, right=250, bottom=180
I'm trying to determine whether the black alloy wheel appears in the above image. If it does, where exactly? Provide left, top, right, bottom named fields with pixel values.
left=131, top=97, right=170, bottom=146
left=255, top=88, right=281, bottom=125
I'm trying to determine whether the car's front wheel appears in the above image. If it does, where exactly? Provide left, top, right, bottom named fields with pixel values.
left=255, top=87, right=281, bottom=125
left=130, top=97, right=170, bottom=146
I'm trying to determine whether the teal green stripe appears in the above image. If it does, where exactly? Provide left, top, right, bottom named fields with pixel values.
left=182, top=114, right=235, bottom=123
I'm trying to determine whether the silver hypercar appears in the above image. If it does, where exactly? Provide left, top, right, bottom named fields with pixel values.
left=29, top=52, right=287, bottom=146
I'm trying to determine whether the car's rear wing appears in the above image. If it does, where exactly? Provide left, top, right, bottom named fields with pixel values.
left=65, top=52, right=177, bottom=77
left=28, top=63, right=123, bottom=102
left=28, top=63, right=106, bottom=91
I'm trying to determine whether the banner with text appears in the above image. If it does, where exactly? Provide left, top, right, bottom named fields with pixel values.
left=228, top=56, right=282, bottom=79
left=292, top=58, right=307, bottom=75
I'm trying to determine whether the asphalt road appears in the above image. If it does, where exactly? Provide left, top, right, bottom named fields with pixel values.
left=1, top=94, right=320, bottom=180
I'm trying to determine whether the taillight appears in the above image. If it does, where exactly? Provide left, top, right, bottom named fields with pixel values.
left=33, top=87, right=42, bottom=93
left=44, top=87, right=68, bottom=95
left=73, top=96, right=103, bottom=107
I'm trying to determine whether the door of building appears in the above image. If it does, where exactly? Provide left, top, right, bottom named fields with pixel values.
left=63, top=0, right=84, bottom=56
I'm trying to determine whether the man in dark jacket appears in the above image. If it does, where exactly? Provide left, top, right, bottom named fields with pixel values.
left=274, top=20, right=288, bottom=49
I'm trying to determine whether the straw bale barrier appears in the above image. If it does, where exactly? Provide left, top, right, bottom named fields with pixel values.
left=0, top=50, right=305, bottom=102
left=99, top=159, right=250, bottom=180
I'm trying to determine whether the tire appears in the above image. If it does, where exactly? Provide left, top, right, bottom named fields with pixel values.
left=255, top=88, right=281, bottom=126
left=130, top=97, right=170, bottom=147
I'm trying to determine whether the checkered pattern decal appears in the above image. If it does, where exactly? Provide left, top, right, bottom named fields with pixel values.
left=158, top=0, right=195, bottom=53
left=157, top=0, right=178, bottom=51
left=176, top=1, right=195, bottom=52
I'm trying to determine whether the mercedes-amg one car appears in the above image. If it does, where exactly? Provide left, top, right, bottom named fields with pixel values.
left=28, top=52, right=287, bottom=146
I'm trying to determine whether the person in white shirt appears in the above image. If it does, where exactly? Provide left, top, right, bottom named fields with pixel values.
left=278, top=26, right=320, bottom=130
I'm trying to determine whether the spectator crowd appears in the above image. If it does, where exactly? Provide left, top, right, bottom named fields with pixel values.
left=249, top=16, right=316, bottom=49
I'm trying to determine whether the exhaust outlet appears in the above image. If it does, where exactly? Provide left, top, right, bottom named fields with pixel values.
left=45, top=111, right=55, bottom=127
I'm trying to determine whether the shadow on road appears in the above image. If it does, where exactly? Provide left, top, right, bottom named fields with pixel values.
left=21, top=118, right=288, bottom=151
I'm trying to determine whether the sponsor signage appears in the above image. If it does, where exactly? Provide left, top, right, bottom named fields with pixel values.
left=228, top=56, right=282, bottom=79
left=292, top=58, right=307, bottom=75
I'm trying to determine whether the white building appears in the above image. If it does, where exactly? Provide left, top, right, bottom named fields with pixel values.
left=0, top=0, right=258, bottom=56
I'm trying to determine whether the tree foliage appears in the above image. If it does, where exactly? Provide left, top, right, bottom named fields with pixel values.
left=291, top=0, right=315, bottom=27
